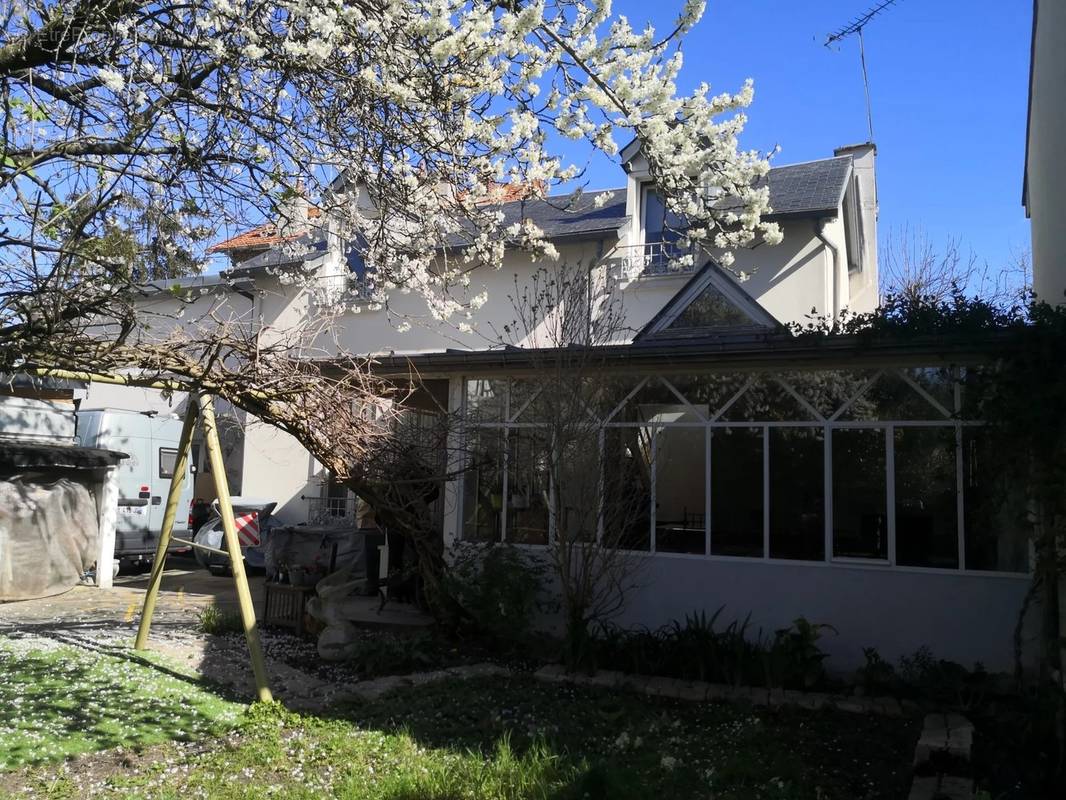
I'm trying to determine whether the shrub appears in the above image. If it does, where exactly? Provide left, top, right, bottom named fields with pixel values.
left=760, top=618, right=837, bottom=690
left=442, top=543, right=550, bottom=647
left=590, top=611, right=833, bottom=690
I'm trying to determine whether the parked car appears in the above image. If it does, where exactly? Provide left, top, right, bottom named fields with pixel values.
left=192, top=497, right=278, bottom=575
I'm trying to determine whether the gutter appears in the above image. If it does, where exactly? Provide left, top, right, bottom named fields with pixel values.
left=352, top=329, right=1021, bottom=377
left=815, top=219, right=841, bottom=322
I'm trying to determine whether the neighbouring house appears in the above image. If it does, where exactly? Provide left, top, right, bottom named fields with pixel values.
left=1024, top=0, right=1066, bottom=304
left=89, top=142, right=1035, bottom=671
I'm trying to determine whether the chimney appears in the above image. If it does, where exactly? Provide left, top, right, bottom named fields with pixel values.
left=277, top=180, right=310, bottom=239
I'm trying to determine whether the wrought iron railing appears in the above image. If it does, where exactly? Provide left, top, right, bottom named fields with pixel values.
left=309, top=271, right=373, bottom=308
left=606, top=241, right=697, bottom=279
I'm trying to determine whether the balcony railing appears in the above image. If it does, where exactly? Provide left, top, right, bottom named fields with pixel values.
left=606, top=241, right=698, bottom=279
left=310, top=271, right=373, bottom=308
left=306, top=495, right=359, bottom=526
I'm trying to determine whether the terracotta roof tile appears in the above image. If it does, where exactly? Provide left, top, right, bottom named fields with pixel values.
left=208, top=206, right=322, bottom=253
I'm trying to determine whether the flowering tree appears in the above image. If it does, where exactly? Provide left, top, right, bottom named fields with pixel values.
left=1, top=0, right=779, bottom=372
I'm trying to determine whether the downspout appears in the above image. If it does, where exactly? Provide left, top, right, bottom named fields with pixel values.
left=814, top=219, right=840, bottom=323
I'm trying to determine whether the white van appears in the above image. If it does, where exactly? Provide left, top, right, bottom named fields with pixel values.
left=75, top=409, right=196, bottom=564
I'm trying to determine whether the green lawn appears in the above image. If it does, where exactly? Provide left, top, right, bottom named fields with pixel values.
left=1, top=637, right=919, bottom=799
left=0, top=638, right=242, bottom=772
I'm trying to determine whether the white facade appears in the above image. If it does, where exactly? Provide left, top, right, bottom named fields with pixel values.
left=1025, top=0, right=1066, bottom=304
left=82, top=148, right=1041, bottom=672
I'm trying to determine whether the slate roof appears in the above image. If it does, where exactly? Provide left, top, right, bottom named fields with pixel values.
left=207, top=155, right=852, bottom=261
left=444, top=188, right=629, bottom=247
left=760, top=156, right=853, bottom=217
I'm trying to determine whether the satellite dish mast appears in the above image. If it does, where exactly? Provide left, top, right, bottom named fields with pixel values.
left=825, top=0, right=904, bottom=142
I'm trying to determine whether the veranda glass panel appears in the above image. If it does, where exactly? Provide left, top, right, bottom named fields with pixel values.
left=665, top=373, right=749, bottom=419
left=894, top=427, right=959, bottom=568
left=655, top=427, right=707, bottom=554
left=610, top=377, right=691, bottom=424
left=462, top=428, right=503, bottom=542
left=559, top=436, right=600, bottom=543
left=711, top=427, right=763, bottom=557
left=832, top=428, right=887, bottom=559
left=962, top=427, right=1030, bottom=572
left=507, top=428, right=549, bottom=544
left=840, top=371, right=952, bottom=421
left=719, top=375, right=819, bottom=422
left=602, top=427, right=651, bottom=550
left=465, top=379, right=507, bottom=422
left=769, top=427, right=825, bottom=560
left=787, top=370, right=875, bottom=419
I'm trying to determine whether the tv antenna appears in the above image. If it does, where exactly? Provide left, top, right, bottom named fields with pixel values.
left=825, top=0, right=904, bottom=142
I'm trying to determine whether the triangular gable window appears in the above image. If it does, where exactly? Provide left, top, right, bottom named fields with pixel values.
left=665, top=282, right=758, bottom=330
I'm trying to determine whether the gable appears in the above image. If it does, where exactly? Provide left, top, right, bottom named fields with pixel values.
left=634, top=260, right=780, bottom=342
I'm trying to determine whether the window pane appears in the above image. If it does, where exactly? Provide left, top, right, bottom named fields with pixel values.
left=769, top=428, right=824, bottom=560
left=159, top=447, right=178, bottom=479
left=603, top=427, right=651, bottom=551
left=895, top=427, right=958, bottom=568
left=840, top=370, right=952, bottom=421
left=462, top=428, right=503, bottom=541
left=832, top=428, right=887, bottom=559
left=720, top=375, right=819, bottom=422
left=962, top=428, right=1030, bottom=572
left=666, top=373, right=749, bottom=420
left=711, top=427, right=763, bottom=557
left=465, top=379, right=506, bottom=422
left=665, top=284, right=752, bottom=330
left=507, top=429, right=549, bottom=544
left=611, top=377, right=689, bottom=424
left=642, top=188, right=683, bottom=244
left=559, top=436, right=600, bottom=544
left=655, top=427, right=706, bottom=554
left=787, top=370, right=876, bottom=419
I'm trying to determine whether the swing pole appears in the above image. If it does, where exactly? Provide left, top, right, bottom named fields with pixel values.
left=198, top=392, right=273, bottom=703
left=134, top=402, right=199, bottom=650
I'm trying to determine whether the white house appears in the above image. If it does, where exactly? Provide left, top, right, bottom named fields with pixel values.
left=1024, top=0, right=1066, bottom=304
left=88, top=142, right=1033, bottom=671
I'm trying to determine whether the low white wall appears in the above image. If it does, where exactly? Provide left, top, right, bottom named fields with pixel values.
left=615, top=555, right=1033, bottom=673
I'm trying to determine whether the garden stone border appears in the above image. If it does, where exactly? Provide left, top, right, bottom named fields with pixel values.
left=531, top=664, right=919, bottom=717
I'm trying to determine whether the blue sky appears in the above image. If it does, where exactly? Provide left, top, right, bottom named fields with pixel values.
left=577, top=0, right=1033, bottom=273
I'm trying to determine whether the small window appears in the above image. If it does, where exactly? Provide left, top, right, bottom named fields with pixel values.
left=641, top=184, right=684, bottom=246
left=159, top=447, right=179, bottom=479
left=842, top=178, right=863, bottom=273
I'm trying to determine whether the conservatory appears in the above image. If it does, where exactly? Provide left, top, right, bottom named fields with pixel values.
left=375, top=334, right=1034, bottom=671
left=460, top=366, right=1027, bottom=575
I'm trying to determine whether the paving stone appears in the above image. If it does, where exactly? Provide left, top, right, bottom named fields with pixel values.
left=907, top=776, right=939, bottom=800
left=937, top=776, right=974, bottom=799
left=351, top=675, right=408, bottom=701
